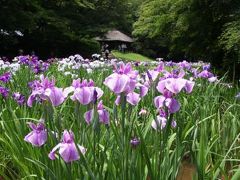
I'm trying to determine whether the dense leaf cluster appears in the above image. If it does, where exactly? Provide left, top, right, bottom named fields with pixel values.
left=0, top=0, right=134, bottom=58
left=133, top=0, right=240, bottom=78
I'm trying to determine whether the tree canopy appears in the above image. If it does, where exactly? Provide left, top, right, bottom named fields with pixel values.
left=0, top=0, right=136, bottom=58
left=1, top=0, right=240, bottom=78
left=133, top=0, right=240, bottom=67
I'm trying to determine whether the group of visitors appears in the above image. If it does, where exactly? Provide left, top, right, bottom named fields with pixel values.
left=102, top=44, right=110, bottom=59
left=118, top=43, right=127, bottom=53
left=101, top=43, right=128, bottom=60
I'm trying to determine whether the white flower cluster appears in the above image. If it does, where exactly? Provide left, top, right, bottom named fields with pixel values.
left=0, top=58, right=21, bottom=73
left=57, top=54, right=114, bottom=76
left=0, top=54, right=212, bottom=79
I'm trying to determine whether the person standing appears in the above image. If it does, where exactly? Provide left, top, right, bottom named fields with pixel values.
left=105, top=48, right=110, bottom=60
left=121, top=43, right=127, bottom=53
left=118, top=45, right=122, bottom=52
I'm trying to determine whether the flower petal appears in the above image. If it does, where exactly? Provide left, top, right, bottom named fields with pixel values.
left=115, top=95, right=121, bottom=106
left=59, top=143, right=79, bottom=163
left=154, top=96, right=166, bottom=109
left=48, top=143, right=62, bottom=160
left=77, top=145, right=87, bottom=155
left=126, top=92, right=140, bottom=105
left=165, top=98, right=180, bottom=113
left=45, top=87, right=65, bottom=106
left=139, top=84, right=148, bottom=97
left=151, top=116, right=167, bottom=130
left=75, top=87, right=93, bottom=105
left=156, top=79, right=167, bottom=94
left=165, top=78, right=186, bottom=94
left=84, top=109, right=93, bottom=124
left=185, top=80, right=195, bottom=93
left=98, top=109, right=110, bottom=124
left=104, top=73, right=130, bottom=94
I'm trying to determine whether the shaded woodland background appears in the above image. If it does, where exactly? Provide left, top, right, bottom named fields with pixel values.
left=0, top=0, right=240, bottom=77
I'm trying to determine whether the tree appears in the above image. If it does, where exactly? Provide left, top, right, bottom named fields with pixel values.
left=133, top=0, right=240, bottom=69
left=0, top=0, right=137, bottom=58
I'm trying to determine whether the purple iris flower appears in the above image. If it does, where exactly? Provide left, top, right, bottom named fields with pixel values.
left=130, top=137, right=140, bottom=148
left=64, top=79, right=103, bottom=105
left=154, top=96, right=166, bottom=108
left=202, top=64, right=211, bottom=71
left=92, top=89, right=98, bottom=104
left=171, top=120, right=177, bottom=128
left=0, top=86, right=9, bottom=98
left=146, top=70, right=159, bottom=82
left=115, top=95, right=121, bottom=105
left=198, top=70, right=213, bottom=78
left=48, top=130, right=86, bottom=163
left=146, top=61, right=164, bottom=82
left=178, top=60, right=191, bottom=70
left=191, top=68, right=199, bottom=78
left=134, top=62, right=140, bottom=67
left=24, top=121, right=47, bottom=147
left=28, top=80, right=39, bottom=89
left=163, top=68, right=186, bottom=79
left=133, top=82, right=149, bottom=100
left=154, top=76, right=195, bottom=115
left=172, top=69, right=179, bottom=76
left=12, top=92, right=25, bottom=105
left=165, top=98, right=181, bottom=113
left=159, top=108, right=167, bottom=117
left=25, top=55, right=39, bottom=67
left=154, top=96, right=180, bottom=113
left=30, top=61, right=50, bottom=74
left=208, top=76, right=217, bottom=82
left=154, top=61, right=165, bottom=72
left=114, top=92, right=141, bottom=106
left=42, top=62, right=50, bottom=72
left=31, top=55, right=39, bottom=63
left=27, top=75, right=65, bottom=107
left=146, top=70, right=153, bottom=81
left=18, top=55, right=49, bottom=74
left=84, top=100, right=110, bottom=125
left=138, top=83, right=149, bottom=97
left=32, top=64, right=41, bottom=74
left=151, top=115, right=176, bottom=130
left=151, top=116, right=167, bottom=130
left=198, top=70, right=217, bottom=82
left=154, top=78, right=194, bottom=114
left=104, top=63, right=138, bottom=94
left=157, top=78, right=195, bottom=95
left=175, top=69, right=185, bottom=78
left=166, top=61, right=174, bottom=66
left=18, top=55, right=29, bottom=64
left=126, top=92, right=140, bottom=105
left=104, top=63, right=142, bottom=105
left=0, top=72, right=11, bottom=83
left=145, top=62, right=165, bottom=83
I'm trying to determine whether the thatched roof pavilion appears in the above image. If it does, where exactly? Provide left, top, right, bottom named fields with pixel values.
left=95, top=30, right=134, bottom=43
left=95, top=30, right=134, bottom=51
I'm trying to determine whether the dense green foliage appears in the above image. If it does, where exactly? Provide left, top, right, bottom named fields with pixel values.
left=1, top=1, right=240, bottom=179
left=1, top=0, right=240, bottom=78
left=0, top=0, right=135, bottom=58
left=133, top=0, right=240, bottom=78
left=0, top=61, right=240, bottom=179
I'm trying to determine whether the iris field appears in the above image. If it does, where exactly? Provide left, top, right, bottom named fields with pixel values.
left=0, top=55, right=240, bottom=179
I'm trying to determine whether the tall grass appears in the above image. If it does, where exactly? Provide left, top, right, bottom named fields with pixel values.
left=0, top=65, right=239, bottom=179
